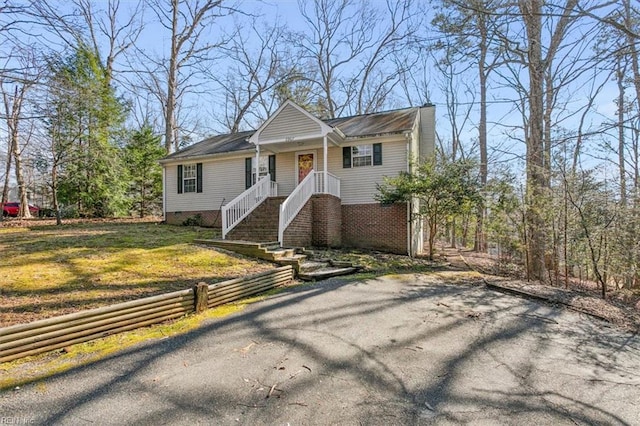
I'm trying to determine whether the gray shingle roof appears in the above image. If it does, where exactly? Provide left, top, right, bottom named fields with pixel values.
left=161, top=130, right=254, bottom=161
left=327, top=107, right=417, bottom=138
left=162, top=107, right=417, bottom=161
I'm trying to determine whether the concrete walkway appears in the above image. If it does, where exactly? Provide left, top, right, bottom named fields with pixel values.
left=1, top=272, right=639, bottom=425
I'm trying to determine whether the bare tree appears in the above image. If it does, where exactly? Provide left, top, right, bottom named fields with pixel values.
left=293, top=0, right=418, bottom=118
left=0, top=48, right=42, bottom=218
left=431, top=0, right=507, bottom=251
left=210, top=22, right=298, bottom=132
left=142, top=0, right=237, bottom=152
left=74, top=0, right=145, bottom=86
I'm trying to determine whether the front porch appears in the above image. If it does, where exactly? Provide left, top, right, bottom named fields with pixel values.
left=222, top=170, right=342, bottom=248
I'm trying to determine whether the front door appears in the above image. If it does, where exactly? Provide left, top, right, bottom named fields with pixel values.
left=297, top=152, right=315, bottom=184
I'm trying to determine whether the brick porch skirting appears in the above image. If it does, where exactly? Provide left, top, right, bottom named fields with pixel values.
left=341, top=203, right=407, bottom=254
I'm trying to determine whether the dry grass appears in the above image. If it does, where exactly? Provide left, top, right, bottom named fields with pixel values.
left=0, top=219, right=273, bottom=327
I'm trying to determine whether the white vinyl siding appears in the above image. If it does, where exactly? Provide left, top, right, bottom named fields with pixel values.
left=260, top=104, right=321, bottom=142
left=165, top=158, right=246, bottom=212
left=273, top=150, right=326, bottom=197
left=276, top=151, right=296, bottom=196
left=164, top=137, right=408, bottom=210
left=329, top=138, right=407, bottom=205
left=419, top=105, right=436, bottom=160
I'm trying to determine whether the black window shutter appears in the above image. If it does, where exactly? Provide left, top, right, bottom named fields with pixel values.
left=177, top=165, right=183, bottom=194
left=342, top=146, right=351, bottom=168
left=268, top=155, right=276, bottom=181
left=373, top=143, right=382, bottom=166
left=245, top=158, right=252, bottom=189
left=196, top=163, right=203, bottom=193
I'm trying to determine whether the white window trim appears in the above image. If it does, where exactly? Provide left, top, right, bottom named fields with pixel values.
left=351, top=144, right=373, bottom=167
left=252, top=156, right=269, bottom=184
left=183, top=164, right=197, bottom=193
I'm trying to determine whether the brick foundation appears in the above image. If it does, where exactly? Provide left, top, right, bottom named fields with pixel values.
left=312, top=194, right=342, bottom=247
left=166, top=210, right=221, bottom=229
left=283, top=199, right=313, bottom=247
left=165, top=199, right=408, bottom=255
left=341, top=203, right=408, bottom=254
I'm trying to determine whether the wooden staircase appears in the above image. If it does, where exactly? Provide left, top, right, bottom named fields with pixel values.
left=195, top=239, right=306, bottom=267
left=194, top=239, right=363, bottom=280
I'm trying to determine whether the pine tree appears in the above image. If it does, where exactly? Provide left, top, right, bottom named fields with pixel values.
left=46, top=44, right=128, bottom=218
left=124, top=126, right=165, bottom=217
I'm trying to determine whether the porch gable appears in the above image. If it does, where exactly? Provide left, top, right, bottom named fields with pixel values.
left=250, top=100, right=337, bottom=145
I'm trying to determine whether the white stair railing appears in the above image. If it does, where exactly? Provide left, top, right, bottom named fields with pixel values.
left=222, top=173, right=276, bottom=239
left=278, top=170, right=316, bottom=245
left=314, top=171, right=341, bottom=198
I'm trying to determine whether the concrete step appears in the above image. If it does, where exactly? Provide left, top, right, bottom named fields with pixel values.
left=299, top=260, right=329, bottom=272
left=297, top=258, right=364, bottom=281
left=298, top=267, right=359, bottom=281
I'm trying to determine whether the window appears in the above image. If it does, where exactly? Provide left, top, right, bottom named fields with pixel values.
left=253, top=156, right=269, bottom=182
left=351, top=145, right=372, bottom=167
left=183, top=164, right=197, bottom=193
left=177, top=163, right=202, bottom=194
left=342, top=143, right=382, bottom=168
left=245, top=155, right=276, bottom=189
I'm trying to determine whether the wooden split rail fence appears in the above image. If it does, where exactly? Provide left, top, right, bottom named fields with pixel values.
left=0, top=266, right=294, bottom=363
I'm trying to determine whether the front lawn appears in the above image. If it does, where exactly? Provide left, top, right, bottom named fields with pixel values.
left=0, top=219, right=273, bottom=327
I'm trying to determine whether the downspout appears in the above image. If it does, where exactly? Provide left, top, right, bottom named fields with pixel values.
left=162, top=167, right=166, bottom=222
left=405, top=131, right=413, bottom=257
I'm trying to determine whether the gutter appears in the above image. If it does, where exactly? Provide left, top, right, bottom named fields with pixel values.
left=159, top=149, right=256, bottom=165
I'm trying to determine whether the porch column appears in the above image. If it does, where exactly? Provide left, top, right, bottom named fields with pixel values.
left=323, top=134, right=328, bottom=193
left=255, top=143, right=260, bottom=185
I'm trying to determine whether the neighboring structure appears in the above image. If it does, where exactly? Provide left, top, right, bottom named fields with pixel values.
left=160, top=101, right=435, bottom=256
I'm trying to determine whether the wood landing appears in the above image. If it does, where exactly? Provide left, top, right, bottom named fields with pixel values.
left=194, top=239, right=362, bottom=281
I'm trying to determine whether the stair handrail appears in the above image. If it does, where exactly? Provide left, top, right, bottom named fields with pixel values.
left=222, top=173, right=275, bottom=239
left=278, top=170, right=316, bottom=245
left=314, top=171, right=340, bottom=198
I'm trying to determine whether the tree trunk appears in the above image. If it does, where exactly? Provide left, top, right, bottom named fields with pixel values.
left=475, top=12, right=488, bottom=252
left=428, top=220, right=437, bottom=261
left=1, top=135, right=12, bottom=207
left=617, top=54, right=627, bottom=206
left=51, top=164, right=62, bottom=226
left=3, top=85, right=31, bottom=219
left=11, top=119, right=31, bottom=219
left=164, top=0, right=179, bottom=153
left=520, top=0, right=546, bottom=281
left=543, top=68, right=553, bottom=188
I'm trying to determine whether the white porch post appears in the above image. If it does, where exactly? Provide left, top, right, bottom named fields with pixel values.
left=323, top=134, right=328, bottom=193
left=255, top=143, right=260, bottom=186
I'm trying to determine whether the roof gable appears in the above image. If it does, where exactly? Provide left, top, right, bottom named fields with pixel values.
left=249, top=100, right=334, bottom=145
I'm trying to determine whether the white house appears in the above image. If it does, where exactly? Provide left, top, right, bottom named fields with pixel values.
left=160, top=100, right=435, bottom=255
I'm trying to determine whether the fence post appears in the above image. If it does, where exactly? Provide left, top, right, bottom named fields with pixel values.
left=194, top=282, right=209, bottom=313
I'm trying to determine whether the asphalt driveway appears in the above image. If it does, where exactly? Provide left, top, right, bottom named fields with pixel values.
left=1, top=272, right=639, bottom=425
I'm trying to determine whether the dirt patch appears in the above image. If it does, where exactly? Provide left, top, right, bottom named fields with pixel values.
left=441, top=247, right=640, bottom=332
left=308, top=245, right=640, bottom=332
